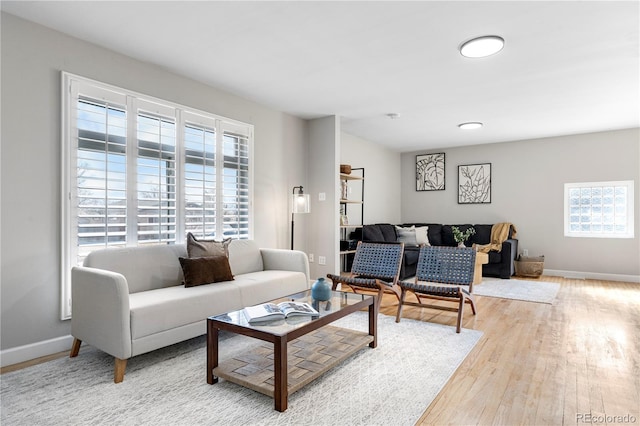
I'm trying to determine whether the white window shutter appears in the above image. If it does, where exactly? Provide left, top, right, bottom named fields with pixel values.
left=62, top=73, right=254, bottom=320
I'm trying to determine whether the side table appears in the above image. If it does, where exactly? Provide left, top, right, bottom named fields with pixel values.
left=473, top=251, right=489, bottom=285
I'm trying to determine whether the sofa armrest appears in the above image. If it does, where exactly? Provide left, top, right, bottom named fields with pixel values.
left=260, top=249, right=311, bottom=285
left=500, top=239, right=519, bottom=278
left=71, top=266, right=132, bottom=360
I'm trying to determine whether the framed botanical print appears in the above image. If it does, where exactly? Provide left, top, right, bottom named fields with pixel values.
left=416, top=153, right=445, bottom=191
left=458, top=163, right=491, bottom=204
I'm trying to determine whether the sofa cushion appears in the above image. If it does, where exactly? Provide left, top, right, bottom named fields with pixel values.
left=414, top=226, right=430, bottom=246
left=441, top=225, right=456, bottom=246
left=378, top=224, right=397, bottom=242
left=128, top=269, right=308, bottom=340
left=233, top=270, right=310, bottom=307
left=395, top=225, right=417, bottom=245
left=129, top=282, right=243, bottom=339
left=362, top=225, right=384, bottom=242
left=228, top=240, right=264, bottom=275
left=425, top=224, right=443, bottom=246
left=83, top=244, right=187, bottom=294
left=472, top=224, right=493, bottom=245
left=179, top=256, right=234, bottom=287
left=186, top=233, right=231, bottom=258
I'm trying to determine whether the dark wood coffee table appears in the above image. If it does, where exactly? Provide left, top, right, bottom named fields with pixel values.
left=207, top=290, right=376, bottom=412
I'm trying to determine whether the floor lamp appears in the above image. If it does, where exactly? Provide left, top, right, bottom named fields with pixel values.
left=291, top=186, right=310, bottom=250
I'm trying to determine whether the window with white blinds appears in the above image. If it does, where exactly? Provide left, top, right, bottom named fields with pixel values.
left=136, top=111, right=178, bottom=245
left=184, top=123, right=217, bottom=237
left=222, top=129, right=250, bottom=239
left=75, top=97, right=128, bottom=261
left=61, top=72, right=253, bottom=319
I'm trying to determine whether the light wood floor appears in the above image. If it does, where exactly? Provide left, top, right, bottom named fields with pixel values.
left=3, top=276, right=639, bottom=425
left=379, top=276, right=640, bottom=426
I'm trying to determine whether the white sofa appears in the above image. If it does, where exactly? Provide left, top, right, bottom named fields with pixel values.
left=70, top=240, right=310, bottom=383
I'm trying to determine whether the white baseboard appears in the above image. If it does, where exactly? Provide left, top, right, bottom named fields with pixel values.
left=1, top=335, right=74, bottom=368
left=544, top=269, right=640, bottom=283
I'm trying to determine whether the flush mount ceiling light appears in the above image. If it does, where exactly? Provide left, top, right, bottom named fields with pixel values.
left=458, top=122, right=483, bottom=130
left=459, top=35, right=504, bottom=58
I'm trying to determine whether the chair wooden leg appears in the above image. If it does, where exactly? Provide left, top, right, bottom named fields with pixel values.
left=395, top=288, right=407, bottom=323
left=114, top=358, right=127, bottom=383
left=456, top=294, right=464, bottom=333
left=468, top=294, right=477, bottom=315
left=330, top=279, right=339, bottom=291
left=374, top=287, right=385, bottom=313
left=70, top=338, right=82, bottom=358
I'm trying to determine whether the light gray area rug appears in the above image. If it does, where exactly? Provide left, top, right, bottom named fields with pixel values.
left=1, top=313, right=482, bottom=426
left=475, top=277, right=560, bottom=304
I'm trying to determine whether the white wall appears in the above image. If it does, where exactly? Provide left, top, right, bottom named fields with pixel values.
left=307, top=116, right=340, bottom=279
left=401, top=128, right=640, bottom=280
left=0, top=13, right=309, bottom=355
left=341, top=132, right=402, bottom=224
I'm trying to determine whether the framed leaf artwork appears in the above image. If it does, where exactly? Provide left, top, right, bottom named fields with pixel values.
left=458, top=163, right=491, bottom=204
left=416, top=153, right=445, bottom=191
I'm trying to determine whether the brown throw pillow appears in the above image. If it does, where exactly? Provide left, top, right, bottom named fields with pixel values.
left=179, top=256, right=234, bottom=288
left=186, top=232, right=231, bottom=258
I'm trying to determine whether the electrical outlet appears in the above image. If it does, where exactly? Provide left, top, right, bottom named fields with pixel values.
left=308, top=253, right=314, bottom=263
left=318, top=256, right=326, bottom=265
left=319, top=192, right=326, bottom=201
left=522, top=249, right=529, bottom=257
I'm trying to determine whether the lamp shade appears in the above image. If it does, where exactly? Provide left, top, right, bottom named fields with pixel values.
left=292, top=193, right=310, bottom=214
left=290, top=185, right=309, bottom=250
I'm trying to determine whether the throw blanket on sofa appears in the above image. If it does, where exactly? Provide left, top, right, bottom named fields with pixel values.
left=477, top=222, right=517, bottom=253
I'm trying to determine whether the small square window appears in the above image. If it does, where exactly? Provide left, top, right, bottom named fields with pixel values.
left=564, top=181, right=634, bottom=238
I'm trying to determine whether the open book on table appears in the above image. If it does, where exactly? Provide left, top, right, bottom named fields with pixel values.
left=243, top=301, right=319, bottom=324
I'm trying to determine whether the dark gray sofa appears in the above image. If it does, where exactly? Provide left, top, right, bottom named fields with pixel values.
left=361, top=223, right=518, bottom=280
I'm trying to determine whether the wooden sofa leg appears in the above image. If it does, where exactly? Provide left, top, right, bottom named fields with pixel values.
left=70, top=338, right=82, bottom=358
left=114, top=358, right=127, bottom=383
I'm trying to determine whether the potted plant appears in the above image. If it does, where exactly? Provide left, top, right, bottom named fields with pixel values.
left=452, top=226, right=476, bottom=247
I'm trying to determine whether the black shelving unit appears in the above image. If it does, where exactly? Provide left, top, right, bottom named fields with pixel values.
left=339, top=167, right=364, bottom=272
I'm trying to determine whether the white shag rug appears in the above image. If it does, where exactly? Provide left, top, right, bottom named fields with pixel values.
left=1, top=312, right=482, bottom=426
left=474, top=277, right=560, bottom=304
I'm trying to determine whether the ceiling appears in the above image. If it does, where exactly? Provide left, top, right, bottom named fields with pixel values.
left=2, top=1, right=639, bottom=152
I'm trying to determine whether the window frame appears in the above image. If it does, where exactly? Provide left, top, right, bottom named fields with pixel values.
left=61, top=72, right=254, bottom=319
left=563, top=180, right=635, bottom=239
